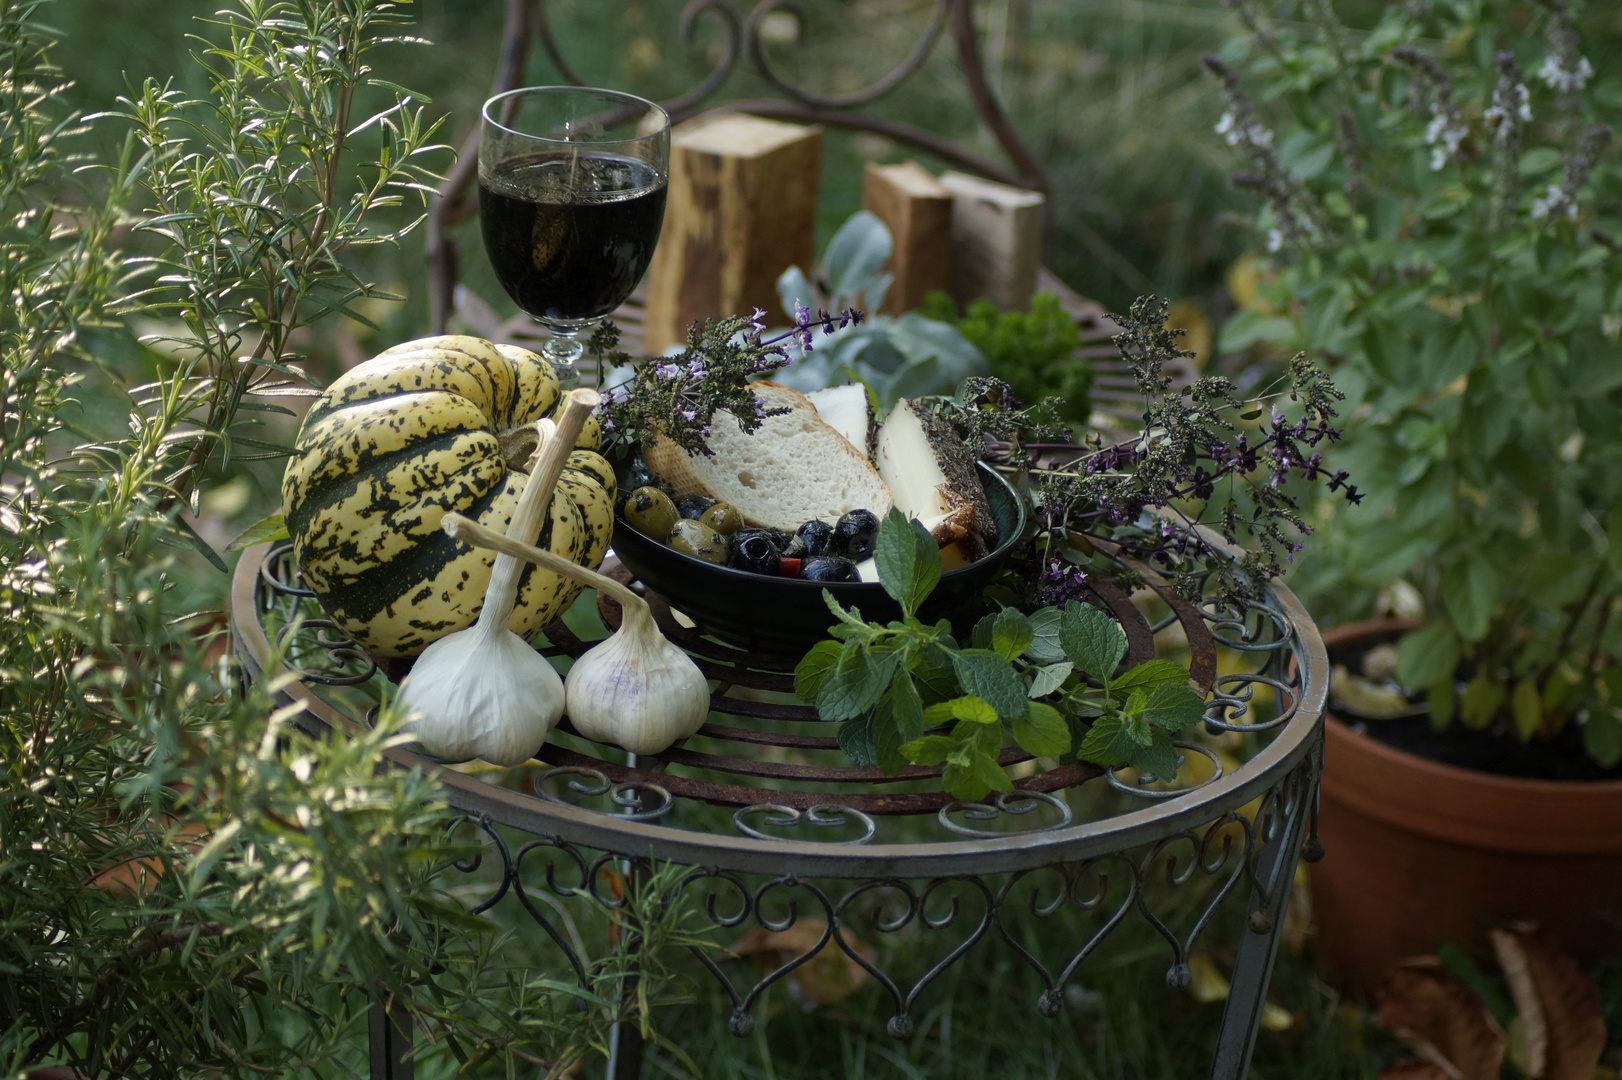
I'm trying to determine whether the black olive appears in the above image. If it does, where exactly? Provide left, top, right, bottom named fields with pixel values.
left=833, top=509, right=880, bottom=561
left=800, top=556, right=861, bottom=582
left=676, top=495, right=716, bottom=520
left=668, top=519, right=728, bottom=564
left=796, top=519, right=835, bottom=557
left=729, top=531, right=782, bottom=575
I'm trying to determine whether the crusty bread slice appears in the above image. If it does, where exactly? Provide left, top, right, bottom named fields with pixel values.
left=644, top=382, right=892, bottom=530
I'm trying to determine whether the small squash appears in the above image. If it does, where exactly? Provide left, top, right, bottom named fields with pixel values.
left=281, top=335, right=615, bottom=657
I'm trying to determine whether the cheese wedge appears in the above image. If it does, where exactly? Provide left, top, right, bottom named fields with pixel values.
left=874, top=398, right=997, bottom=546
left=807, top=384, right=876, bottom=461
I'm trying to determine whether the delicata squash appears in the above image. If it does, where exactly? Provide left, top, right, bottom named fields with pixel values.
left=281, top=335, right=615, bottom=658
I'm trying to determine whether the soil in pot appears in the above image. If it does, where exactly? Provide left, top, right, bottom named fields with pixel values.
left=1312, top=620, right=1622, bottom=995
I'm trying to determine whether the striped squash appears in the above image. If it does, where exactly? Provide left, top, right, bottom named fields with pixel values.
left=281, top=335, right=615, bottom=658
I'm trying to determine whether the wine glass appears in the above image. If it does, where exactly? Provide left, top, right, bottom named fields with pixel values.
left=479, top=87, right=671, bottom=388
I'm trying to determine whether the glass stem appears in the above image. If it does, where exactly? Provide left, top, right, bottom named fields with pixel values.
left=541, top=330, right=584, bottom=390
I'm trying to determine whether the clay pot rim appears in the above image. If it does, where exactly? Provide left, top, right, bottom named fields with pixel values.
left=1320, top=618, right=1622, bottom=854
left=1322, top=617, right=1622, bottom=796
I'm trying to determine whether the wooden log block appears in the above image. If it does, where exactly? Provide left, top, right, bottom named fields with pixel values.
left=861, top=161, right=954, bottom=316
left=643, top=114, right=822, bottom=354
left=938, top=170, right=1045, bottom=312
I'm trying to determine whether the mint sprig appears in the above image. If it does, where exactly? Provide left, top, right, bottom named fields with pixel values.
left=794, top=513, right=1212, bottom=801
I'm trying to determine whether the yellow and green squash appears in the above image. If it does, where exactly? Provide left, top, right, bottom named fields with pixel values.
left=281, top=335, right=615, bottom=658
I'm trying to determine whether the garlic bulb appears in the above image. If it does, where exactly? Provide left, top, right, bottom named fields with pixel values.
left=400, top=390, right=599, bottom=765
left=441, top=513, right=712, bottom=756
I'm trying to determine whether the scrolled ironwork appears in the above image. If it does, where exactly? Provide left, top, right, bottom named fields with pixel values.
left=936, top=788, right=1074, bottom=836
left=1105, top=741, right=1225, bottom=799
left=744, top=0, right=949, bottom=109
left=533, top=764, right=676, bottom=822
left=732, top=802, right=877, bottom=845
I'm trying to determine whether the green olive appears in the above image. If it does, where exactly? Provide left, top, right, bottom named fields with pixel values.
left=624, top=486, right=679, bottom=539
left=667, top=519, right=729, bottom=564
left=699, top=502, right=745, bottom=535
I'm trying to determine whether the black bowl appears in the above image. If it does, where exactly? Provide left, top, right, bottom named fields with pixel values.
left=611, top=463, right=1027, bottom=655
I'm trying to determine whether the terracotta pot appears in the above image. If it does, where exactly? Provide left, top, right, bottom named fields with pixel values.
left=1313, top=619, right=1622, bottom=994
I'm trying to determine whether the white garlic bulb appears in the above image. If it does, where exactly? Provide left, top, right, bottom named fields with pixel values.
left=564, top=597, right=711, bottom=755
left=400, top=391, right=598, bottom=765
left=440, top=512, right=712, bottom=757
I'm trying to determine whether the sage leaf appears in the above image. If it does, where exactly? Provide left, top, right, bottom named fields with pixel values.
left=948, top=649, right=1028, bottom=719
left=1026, top=607, right=1067, bottom=662
left=1059, top=600, right=1126, bottom=681
left=1012, top=701, right=1071, bottom=758
left=874, top=508, right=941, bottom=616
left=1027, top=661, right=1073, bottom=699
left=990, top=607, right=1033, bottom=660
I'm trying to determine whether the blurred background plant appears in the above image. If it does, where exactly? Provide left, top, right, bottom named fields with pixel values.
left=1207, top=0, right=1622, bottom=771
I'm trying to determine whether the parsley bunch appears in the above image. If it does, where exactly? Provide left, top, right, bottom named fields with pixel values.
left=795, top=512, right=1209, bottom=802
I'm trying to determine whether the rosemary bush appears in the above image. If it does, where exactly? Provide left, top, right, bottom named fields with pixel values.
left=1, top=2, right=696, bottom=1073
left=1209, top=0, right=1622, bottom=767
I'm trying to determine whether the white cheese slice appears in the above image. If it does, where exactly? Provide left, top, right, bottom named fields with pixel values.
left=807, top=384, right=875, bottom=461
left=874, top=399, right=997, bottom=545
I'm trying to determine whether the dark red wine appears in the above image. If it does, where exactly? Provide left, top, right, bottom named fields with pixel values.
left=479, top=153, right=667, bottom=324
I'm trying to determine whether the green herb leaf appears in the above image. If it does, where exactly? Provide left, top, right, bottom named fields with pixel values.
left=1130, top=730, right=1182, bottom=783
left=973, top=751, right=1013, bottom=794
left=1428, top=679, right=1456, bottom=731
left=923, top=696, right=999, bottom=726
left=889, top=666, right=925, bottom=744
left=173, top=515, right=228, bottom=573
left=837, top=715, right=877, bottom=767
left=1459, top=672, right=1505, bottom=731
left=900, top=734, right=957, bottom=765
left=794, top=640, right=842, bottom=702
left=1583, top=709, right=1622, bottom=769
left=816, top=644, right=899, bottom=721
left=1136, top=682, right=1208, bottom=733
left=1112, top=660, right=1190, bottom=694
left=1011, top=701, right=1071, bottom=758
left=948, top=650, right=1028, bottom=719
left=872, top=691, right=907, bottom=775
left=1396, top=624, right=1460, bottom=690
left=822, top=589, right=871, bottom=633
left=913, top=661, right=958, bottom=705
left=1059, top=600, right=1126, bottom=682
left=1077, top=715, right=1130, bottom=766
left=874, top=508, right=941, bottom=617
left=1027, top=661, right=1073, bottom=699
left=1025, top=607, right=1067, bottom=662
left=989, top=607, right=1033, bottom=660
left=226, top=511, right=288, bottom=551
left=1511, top=679, right=1541, bottom=742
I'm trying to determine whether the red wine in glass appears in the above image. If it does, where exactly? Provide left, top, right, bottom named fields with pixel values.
left=479, top=152, right=667, bottom=325
left=479, top=87, right=670, bottom=387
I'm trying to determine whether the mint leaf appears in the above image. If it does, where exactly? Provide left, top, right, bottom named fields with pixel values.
left=872, top=692, right=908, bottom=775
left=971, top=612, right=995, bottom=650
left=838, top=714, right=877, bottom=767
left=890, top=667, right=925, bottom=744
left=949, top=649, right=1027, bottom=719
left=913, top=661, right=957, bottom=705
left=990, top=607, right=1033, bottom=660
left=1026, top=607, right=1066, bottom=662
left=816, top=644, right=899, bottom=721
left=924, top=695, right=999, bottom=726
left=794, top=640, right=842, bottom=702
left=1137, top=682, right=1208, bottom=733
left=941, top=760, right=987, bottom=802
left=822, top=589, right=870, bottom=632
left=1128, top=730, right=1182, bottom=783
left=1077, top=714, right=1130, bottom=766
left=874, top=507, right=941, bottom=617
left=901, top=734, right=956, bottom=764
left=1059, top=600, right=1126, bottom=681
left=1113, top=660, right=1190, bottom=694
left=1027, top=661, right=1073, bottom=699
left=1012, top=701, right=1071, bottom=758
left=972, top=751, right=1013, bottom=794
left=1120, top=690, right=1155, bottom=745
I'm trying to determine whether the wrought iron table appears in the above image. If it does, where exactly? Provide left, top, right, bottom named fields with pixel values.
left=230, top=536, right=1327, bottom=1080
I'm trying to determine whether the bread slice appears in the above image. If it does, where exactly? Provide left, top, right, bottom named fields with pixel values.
left=806, top=384, right=877, bottom=460
left=644, top=382, right=893, bottom=530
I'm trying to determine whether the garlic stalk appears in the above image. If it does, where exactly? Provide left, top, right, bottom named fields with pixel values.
left=441, top=513, right=712, bottom=756
left=400, top=389, right=600, bottom=765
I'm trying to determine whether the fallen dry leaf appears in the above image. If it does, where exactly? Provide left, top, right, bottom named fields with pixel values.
left=1489, top=924, right=1606, bottom=1080
left=1378, top=957, right=1506, bottom=1080
left=732, top=920, right=876, bottom=1009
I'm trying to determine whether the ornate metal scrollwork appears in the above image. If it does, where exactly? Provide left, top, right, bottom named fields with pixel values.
left=1105, top=741, right=1225, bottom=799
left=733, top=802, right=877, bottom=845
left=936, top=788, right=1074, bottom=836
left=533, top=765, right=676, bottom=822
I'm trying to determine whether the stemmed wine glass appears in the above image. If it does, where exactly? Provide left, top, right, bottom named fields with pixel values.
left=479, top=87, right=671, bottom=388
